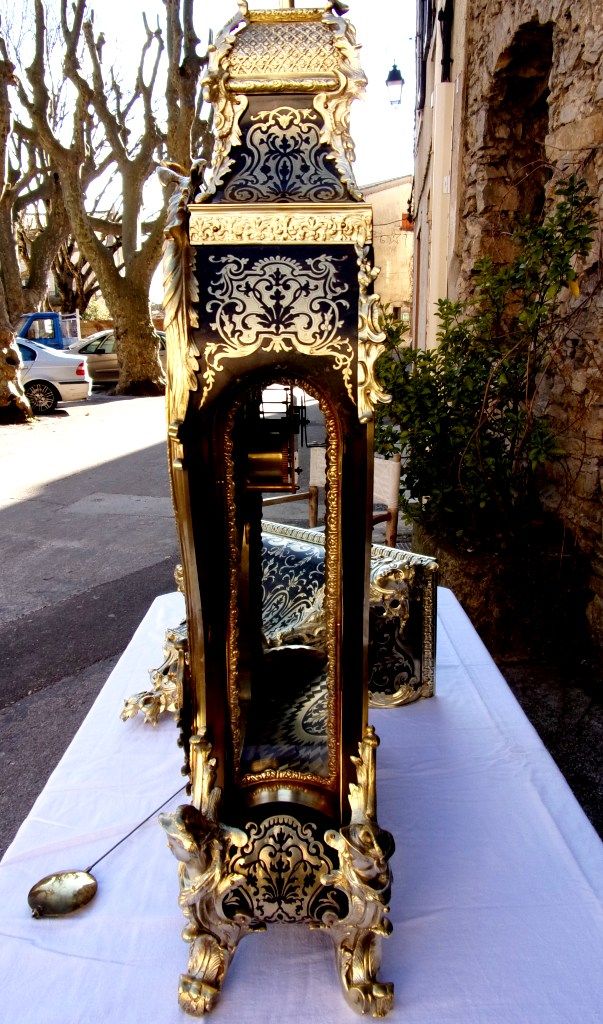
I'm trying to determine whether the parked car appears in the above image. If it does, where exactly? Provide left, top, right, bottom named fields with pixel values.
left=69, top=329, right=166, bottom=384
left=17, top=340, right=91, bottom=414
left=15, top=311, right=81, bottom=350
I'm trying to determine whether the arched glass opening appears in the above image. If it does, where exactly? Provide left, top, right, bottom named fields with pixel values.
left=226, top=377, right=339, bottom=791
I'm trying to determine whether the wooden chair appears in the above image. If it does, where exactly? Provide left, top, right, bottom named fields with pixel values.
left=265, top=450, right=401, bottom=546
left=372, top=452, right=402, bottom=547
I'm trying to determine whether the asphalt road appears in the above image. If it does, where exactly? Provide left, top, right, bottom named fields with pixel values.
left=0, top=392, right=184, bottom=854
left=0, top=387, right=331, bottom=857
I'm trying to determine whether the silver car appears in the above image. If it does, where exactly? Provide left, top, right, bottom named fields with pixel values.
left=17, top=340, right=91, bottom=413
left=70, top=329, right=166, bottom=384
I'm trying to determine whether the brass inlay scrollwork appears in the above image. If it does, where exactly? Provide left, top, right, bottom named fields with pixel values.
left=224, top=106, right=346, bottom=203
left=200, top=253, right=354, bottom=408
left=225, top=815, right=340, bottom=923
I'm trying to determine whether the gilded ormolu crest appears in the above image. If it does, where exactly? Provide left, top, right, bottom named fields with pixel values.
left=159, top=2, right=394, bottom=1016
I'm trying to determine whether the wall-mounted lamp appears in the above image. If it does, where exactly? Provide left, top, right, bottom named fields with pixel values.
left=385, top=62, right=404, bottom=105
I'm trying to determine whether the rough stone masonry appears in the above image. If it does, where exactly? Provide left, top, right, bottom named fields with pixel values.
left=455, top=0, right=602, bottom=642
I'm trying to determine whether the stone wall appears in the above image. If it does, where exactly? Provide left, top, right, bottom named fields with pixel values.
left=453, top=0, right=603, bottom=641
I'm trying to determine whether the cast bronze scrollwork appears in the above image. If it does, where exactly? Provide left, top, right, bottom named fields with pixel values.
left=189, top=205, right=372, bottom=246
left=121, top=622, right=188, bottom=727
left=160, top=729, right=393, bottom=1017
left=200, top=251, right=355, bottom=407
left=160, top=735, right=252, bottom=1016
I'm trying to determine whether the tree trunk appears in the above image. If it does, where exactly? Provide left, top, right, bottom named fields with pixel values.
left=110, top=283, right=165, bottom=396
left=0, top=284, right=31, bottom=423
left=55, top=174, right=164, bottom=396
left=0, top=198, right=25, bottom=321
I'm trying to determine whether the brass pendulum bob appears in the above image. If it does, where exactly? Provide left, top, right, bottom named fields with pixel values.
left=27, top=784, right=185, bottom=917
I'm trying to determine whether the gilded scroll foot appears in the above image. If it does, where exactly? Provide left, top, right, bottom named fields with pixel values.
left=332, top=928, right=393, bottom=1018
left=323, top=727, right=395, bottom=1017
left=178, top=935, right=237, bottom=1016
left=161, top=803, right=251, bottom=1015
left=160, top=741, right=252, bottom=1016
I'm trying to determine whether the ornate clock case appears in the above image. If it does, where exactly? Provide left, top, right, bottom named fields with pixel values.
left=160, top=2, right=394, bottom=1016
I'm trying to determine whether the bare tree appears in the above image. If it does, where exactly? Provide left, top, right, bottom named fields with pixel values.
left=0, top=0, right=208, bottom=417
left=0, top=43, right=28, bottom=421
left=0, top=8, right=110, bottom=420
left=50, top=237, right=102, bottom=314
left=18, top=0, right=208, bottom=396
left=0, top=33, right=72, bottom=420
left=0, top=5, right=71, bottom=317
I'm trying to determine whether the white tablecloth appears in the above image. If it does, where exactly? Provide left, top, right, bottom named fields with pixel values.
left=1, top=589, right=601, bottom=1024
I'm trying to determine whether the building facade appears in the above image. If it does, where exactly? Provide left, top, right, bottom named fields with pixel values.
left=413, top=0, right=602, bottom=639
left=362, top=176, right=414, bottom=325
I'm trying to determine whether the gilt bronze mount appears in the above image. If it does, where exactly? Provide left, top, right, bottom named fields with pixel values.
left=162, top=727, right=393, bottom=1017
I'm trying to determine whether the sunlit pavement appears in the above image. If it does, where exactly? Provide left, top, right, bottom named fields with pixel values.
left=0, top=392, right=180, bottom=855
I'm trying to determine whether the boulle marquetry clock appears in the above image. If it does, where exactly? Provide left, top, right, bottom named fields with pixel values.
left=159, top=1, right=394, bottom=1016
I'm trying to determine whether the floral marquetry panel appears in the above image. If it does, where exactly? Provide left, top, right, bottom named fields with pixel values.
left=208, top=99, right=354, bottom=205
left=222, top=815, right=348, bottom=924
left=194, top=244, right=360, bottom=406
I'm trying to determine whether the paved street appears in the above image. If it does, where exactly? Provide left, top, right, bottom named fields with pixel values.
left=0, top=388, right=332, bottom=856
left=0, top=392, right=182, bottom=855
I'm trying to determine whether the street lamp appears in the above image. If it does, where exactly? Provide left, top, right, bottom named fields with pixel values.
left=385, top=62, right=404, bottom=105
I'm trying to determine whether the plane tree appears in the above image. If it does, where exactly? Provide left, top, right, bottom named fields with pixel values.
left=18, top=0, right=208, bottom=396
left=0, top=0, right=209, bottom=419
left=0, top=32, right=73, bottom=420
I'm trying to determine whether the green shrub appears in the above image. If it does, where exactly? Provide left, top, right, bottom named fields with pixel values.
left=375, top=176, right=596, bottom=550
